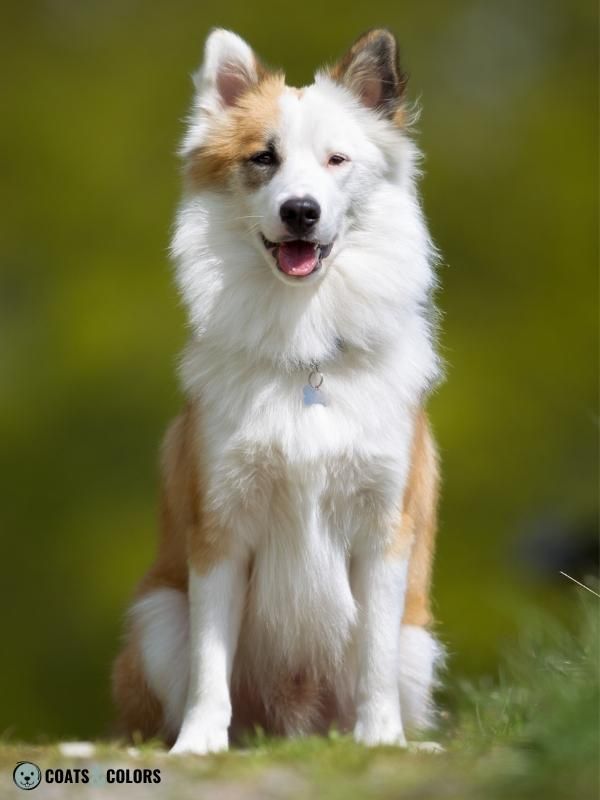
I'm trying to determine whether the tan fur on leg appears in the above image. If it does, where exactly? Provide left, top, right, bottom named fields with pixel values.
left=402, top=411, right=440, bottom=628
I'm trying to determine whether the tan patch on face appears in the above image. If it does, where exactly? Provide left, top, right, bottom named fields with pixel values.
left=187, top=72, right=285, bottom=188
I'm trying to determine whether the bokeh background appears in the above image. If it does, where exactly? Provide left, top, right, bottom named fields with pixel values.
left=1, top=0, right=597, bottom=741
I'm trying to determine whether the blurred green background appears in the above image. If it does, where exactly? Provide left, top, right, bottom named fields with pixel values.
left=1, top=0, right=597, bottom=741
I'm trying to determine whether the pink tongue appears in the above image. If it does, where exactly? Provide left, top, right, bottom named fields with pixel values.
left=277, top=241, right=318, bottom=276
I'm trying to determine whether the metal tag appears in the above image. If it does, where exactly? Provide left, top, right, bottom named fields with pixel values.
left=303, top=384, right=328, bottom=407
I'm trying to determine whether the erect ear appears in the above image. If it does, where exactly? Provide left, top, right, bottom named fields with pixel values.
left=328, top=29, right=407, bottom=118
left=193, top=29, right=263, bottom=112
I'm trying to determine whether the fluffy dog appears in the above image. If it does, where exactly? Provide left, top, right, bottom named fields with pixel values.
left=113, top=27, right=443, bottom=754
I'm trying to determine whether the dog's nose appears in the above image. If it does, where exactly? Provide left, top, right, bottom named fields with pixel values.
left=280, top=196, right=321, bottom=235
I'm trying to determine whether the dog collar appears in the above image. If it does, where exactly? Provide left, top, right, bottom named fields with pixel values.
left=301, top=337, right=345, bottom=407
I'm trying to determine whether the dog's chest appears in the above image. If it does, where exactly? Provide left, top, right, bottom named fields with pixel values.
left=204, top=386, right=405, bottom=669
left=198, top=364, right=414, bottom=667
left=197, top=352, right=417, bottom=557
left=237, top=456, right=360, bottom=669
left=202, top=361, right=414, bottom=542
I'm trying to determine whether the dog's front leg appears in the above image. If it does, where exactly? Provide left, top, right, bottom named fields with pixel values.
left=352, top=546, right=409, bottom=747
left=170, top=557, right=246, bottom=755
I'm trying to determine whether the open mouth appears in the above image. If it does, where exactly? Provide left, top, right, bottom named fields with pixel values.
left=260, top=235, right=334, bottom=278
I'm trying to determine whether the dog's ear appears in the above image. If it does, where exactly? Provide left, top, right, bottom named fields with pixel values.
left=193, top=29, right=264, bottom=112
left=328, top=29, right=407, bottom=118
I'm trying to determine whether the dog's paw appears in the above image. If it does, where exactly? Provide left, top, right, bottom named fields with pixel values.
left=170, top=727, right=228, bottom=756
left=170, top=701, right=231, bottom=756
left=353, top=714, right=407, bottom=748
left=170, top=719, right=229, bottom=756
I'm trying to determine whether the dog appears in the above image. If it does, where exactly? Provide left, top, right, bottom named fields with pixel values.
left=112, top=27, right=443, bottom=755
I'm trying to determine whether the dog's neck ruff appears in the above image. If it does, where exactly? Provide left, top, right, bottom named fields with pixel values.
left=296, top=336, right=346, bottom=371
left=281, top=337, right=348, bottom=407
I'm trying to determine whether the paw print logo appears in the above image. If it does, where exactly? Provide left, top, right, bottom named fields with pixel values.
left=13, top=762, right=42, bottom=791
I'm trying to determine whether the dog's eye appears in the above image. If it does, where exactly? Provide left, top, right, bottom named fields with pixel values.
left=328, top=153, right=348, bottom=167
left=250, top=150, right=276, bottom=166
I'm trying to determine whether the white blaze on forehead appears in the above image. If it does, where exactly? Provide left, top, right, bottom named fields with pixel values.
left=251, top=82, right=392, bottom=244
left=275, top=83, right=389, bottom=177
left=278, top=86, right=350, bottom=159
left=275, top=88, right=321, bottom=196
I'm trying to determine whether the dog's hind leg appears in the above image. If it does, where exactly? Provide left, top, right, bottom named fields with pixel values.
left=399, top=411, right=445, bottom=734
left=112, top=588, right=189, bottom=745
left=398, top=623, right=444, bottom=733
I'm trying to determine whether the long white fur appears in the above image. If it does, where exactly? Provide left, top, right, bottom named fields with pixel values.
left=131, top=588, right=188, bottom=737
left=398, top=625, right=446, bottom=732
left=352, top=555, right=409, bottom=746
left=171, top=560, right=247, bottom=754
left=137, top=29, right=442, bottom=754
left=135, top=589, right=442, bottom=741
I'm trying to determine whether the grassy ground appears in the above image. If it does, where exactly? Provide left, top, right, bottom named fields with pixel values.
left=1, top=598, right=597, bottom=800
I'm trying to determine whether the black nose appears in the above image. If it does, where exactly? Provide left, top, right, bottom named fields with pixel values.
left=280, top=196, right=321, bottom=235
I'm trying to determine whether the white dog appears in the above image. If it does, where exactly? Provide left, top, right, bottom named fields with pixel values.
left=113, top=27, right=443, bottom=755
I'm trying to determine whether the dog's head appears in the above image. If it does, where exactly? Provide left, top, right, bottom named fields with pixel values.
left=179, top=29, right=410, bottom=287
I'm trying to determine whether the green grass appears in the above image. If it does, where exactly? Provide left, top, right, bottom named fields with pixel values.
left=1, top=597, right=598, bottom=799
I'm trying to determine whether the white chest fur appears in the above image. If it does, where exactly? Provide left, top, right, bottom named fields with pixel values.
left=180, top=319, right=435, bottom=672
